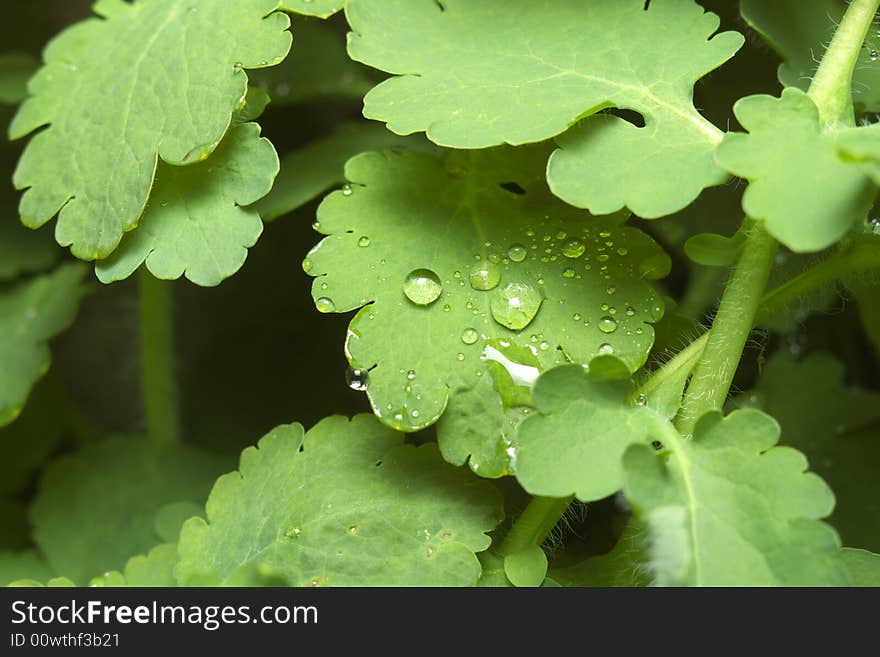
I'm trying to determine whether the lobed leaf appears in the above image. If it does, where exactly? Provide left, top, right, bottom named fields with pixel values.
left=10, top=0, right=291, bottom=260
left=0, top=263, right=85, bottom=426
left=346, top=0, right=743, bottom=218
left=177, top=415, right=503, bottom=586
left=95, top=122, right=278, bottom=287
left=305, top=146, right=670, bottom=437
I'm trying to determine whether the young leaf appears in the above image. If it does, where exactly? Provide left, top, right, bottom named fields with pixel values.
left=549, top=520, right=651, bottom=587
left=94, top=123, right=278, bottom=287
left=737, top=351, right=880, bottom=552
left=511, top=363, right=657, bottom=501
left=176, top=415, right=504, bottom=586
left=346, top=0, right=742, bottom=217
left=10, top=0, right=292, bottom=260
left=306, top=146, right=670, bottom=433
left=256, top=122, right=435, bottom=221
left=714, top=88, right=878, bottom=252
left=0, top=263, right=85, bottom=426
left=250, top=16, right=376, bottom=106
left=623, top=409, right=847, bottom=585
left=30, top=437, right=226, bottom=584
left=741, top=0, right=880, bottom=114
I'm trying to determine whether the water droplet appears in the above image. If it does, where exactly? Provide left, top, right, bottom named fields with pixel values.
left=606, top=286, right=617, bottom=296
left=348, top=525, right=358, bottom=534
left=562, top=268, right=576, bottom=278
left=555, top=230, right=567, bottom=240
left=597, top=254, right=610, bottom=263
left=346, top=367, right=368, bottom=392
left=871, top=218, right=880, bottom=235
left=561, top=239, right=586, bottom=258
left=302, top=258, right=314, bottom=273
left=506, top=243, right=527, bottom=263
left=469, top=260, right=501, bottom=291
left=598, top=316, right=618, bottom=333
left=490, top=282, right=543, bottom=330
left=342, top=184, right=353, bottom=196
left=573, top=313, right=582, bottom=321
left=617, top=247, right=628, bottom=256
left=403, top=269, right=442, bottom=306
left=286, top=527, right=301, bottom=539
left=406, top=370, right=416, bottom=381
left=456, top=352, right=465, bottom=361
left=625, top=306, right=636, bottom=316
left=160, top=200, right=169, bottom=207
left=443, top=304, right=451, bottom=312
left=539, top=341, right=549, bottom=351
left=635, top=393, right=647, bottom=406
left=599, top=230, right=612, bottom=238
left=316, top=297, right=335, bottom=313
left=358, top=236, right=370, bottom=247
left=461, top=327, right=479, bottom=345
left=598, top=343, right=614, bottom=355
left=872, top=49, right=879, bottom=62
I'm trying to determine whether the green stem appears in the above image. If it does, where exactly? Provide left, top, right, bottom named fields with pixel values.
left=808, top=0, right=880, bottom=126
left=498, top=495, right=573, bottom=556
left=139, top=271, right=180, bottom=446
left=634, top=238, right=880, bottom=410
left=675, top=220, right=777, bottom=435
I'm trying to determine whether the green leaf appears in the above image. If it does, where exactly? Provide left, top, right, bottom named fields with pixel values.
left=280, top=0, right=344, bottom=19
left=0, top=217, right=58, bottom=282
left=0, top=53, right=37, bottom=105
left=10, top=0, right=291, bottom=260
left=89, top=544, right=179, bottom=587
left=176, top=415, right=503, bottom=586
left=549, top=520, right=651, bottom=587
left=741, top=0, right=880, bottom=114
left=94, top=123, right=278, bottom=287
left=684, top=230, right=746, bottom=267
left=503, top=545, right=548, bottom=588
left=737, top=351, right=880, bottom=552
left=840, top=548, right=880, bottom=586
left=623, top=409, right=847, bottom=586
left=347, top=0, right=743, bottom=218
left=30, top=436, right=225, bottom=584
left=256, top=121, right=435, bottom=221
left=0, top=263, right=85, bottom=426
left=306, top=146, right=669, bottom=434
left=0, top=550, right=53, bottom=587
left=250, top=16, right=376, bottom=106
left=512, top=364, right=657, bottom=501
left=714, top=88, right=878, bottom=252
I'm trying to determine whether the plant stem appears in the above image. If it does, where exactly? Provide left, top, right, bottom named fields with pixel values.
left=634, top=237, right=880, bottom=410
left=808, top=0, right=880, bottom=127
left=675, top=220, right=777, bottom=435
left=139, top=270, right=180, bottom=446
left=498, top=495, right=573, bottom=556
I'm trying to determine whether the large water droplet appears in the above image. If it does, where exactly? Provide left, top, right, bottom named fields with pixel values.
left=461, top=327, right=479, bottom=345
left=403, top=268, right=442, bottom=306
left=598, top=316, right=618, bottom=333
left=562, top=239, right=585, bottom=258
left=346, top=367, right=368, bottom=391
left=508, top=243, right=527, bottom=263
left=469, top=260, right=501, bottom=291
left=597, top=343, right=614, bottom=355
left=490, top=282, right=543, bottom=330
left=316, top=297, right=335, bottom=313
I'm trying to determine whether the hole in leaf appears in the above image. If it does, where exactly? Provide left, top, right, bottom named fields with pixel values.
left=499, top=181, right=527, bottom=196
left=600, top=107, right=646, bottom=128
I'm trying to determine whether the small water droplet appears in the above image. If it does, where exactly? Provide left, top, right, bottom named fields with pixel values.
left=286, top=527, right=301, bottom=539
left=617, top=247, right=628, bottom=256
left=349, top=525, right=358, bottom=534
left=346, top=367, right=368, bottom=392
left=562, top=268, right=576, bottom=278
left=358, top=236, right=370, bottom=247
left=490, top=282, right=543, bottom=330
left=342, top=184, right=353, bottom=196
left=508, top=243, right=527, bottom=262
left=456, top=352, right=465, bottom=361
left=539, top=341, right=549, bottom=351
left=403, top=269, right=442, bottom=306
left=573, top=313, right=582, bottom=321
left=302, top=258, right=313, bottom=273
left=597, top=254, right=610, bottom=263
left=635, top=393, right=647, bottom=406
left=598, top=316, right=618, bottom=333
left=625, top=306, right=636, bottom=316
left=561, top=239, right=586, bottom=258
left=160, top=200, right=169, bottom=207
left=871, top=49, right=879, bottom=62
left=406, top=370, right=416, bottom=381
left=606, top=286, right=617, bottom=296
left=469, top=260, right=501, bottom=291
left=461, top=327, right=479, bottom=345
left=598, top=343, right=614, bottom=355
left=316, top=297, right=335, bottom=313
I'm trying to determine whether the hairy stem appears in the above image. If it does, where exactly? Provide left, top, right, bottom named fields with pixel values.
left=498, top=495, right=573, bottom=557
left=139, top=271, right=180, bottom=446
left=634, top=238, right=880, bottom=409
left=808, top=0, right=880, bottom=126
left=675, top=220, right=777, bottom=435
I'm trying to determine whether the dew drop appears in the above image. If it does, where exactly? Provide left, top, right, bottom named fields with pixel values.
left=872, top=49, right=879, bottom=62
left=302, top=258, right=314, bottom=273
left=508, top=243, right=527, bottom=263
left=346, top=367, right=368, bottom=392
left=561, top=239, right=586, bottom=258
left=403, top=268, right=442, bottom=306
left=461, top=327, right=479, bottom=345
left=341, top=183, right=353, bottom=196
left=598, top=316, right=618, bottom=333
left=316, top=297, right=335, bottom=313
left=598, top=343, right=614, bottom=355
left=573, top=313, right=582, bottom=321
left=606, top=286, right=617, bottom=296
left=490, top=282, right=543, bottom=330
left=617, top=247, right=629, bottom=256
left=635, top=393, right=647, bottom=406
left=562, top=267, right=576, bottom=279
left=469, top=260, right=501, bottom=291
left=406, top=369, right=416, bottom=381
left=358, top=236, right=370, bottom=247
left=456, top=352, right=465, bottom=361
left=625, top=306, right=636, bottom=316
